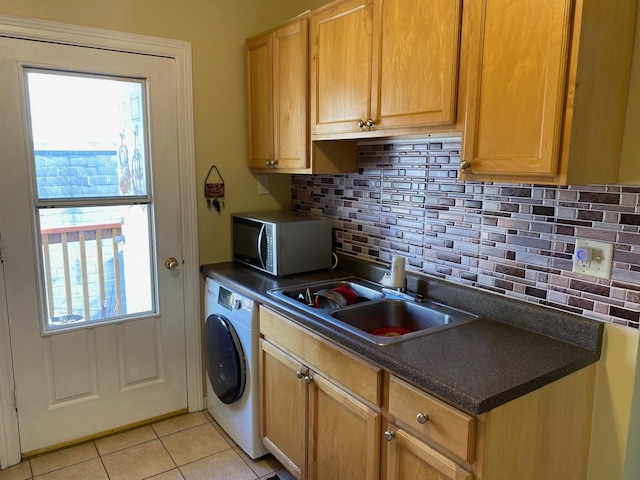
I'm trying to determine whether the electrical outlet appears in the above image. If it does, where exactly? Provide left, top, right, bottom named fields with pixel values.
left=257, top=174, right=270, bottom=195
left=572, top=239, right=614, bottom=279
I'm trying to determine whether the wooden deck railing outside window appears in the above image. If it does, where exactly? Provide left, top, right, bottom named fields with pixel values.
left=41, top=223, right=123, bottom=324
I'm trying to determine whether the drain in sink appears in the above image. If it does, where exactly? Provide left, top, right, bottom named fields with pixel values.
left=370, top=327, right=412, bottom=337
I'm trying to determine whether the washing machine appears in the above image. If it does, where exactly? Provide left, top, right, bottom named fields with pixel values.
left=204, top=277, right=268, bottom=459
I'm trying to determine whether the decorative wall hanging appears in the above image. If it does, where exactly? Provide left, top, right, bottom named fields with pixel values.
left=204, top=165, right=225, bottom=213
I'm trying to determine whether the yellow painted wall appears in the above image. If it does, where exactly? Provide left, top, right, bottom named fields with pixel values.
left=0, top=0, right=328, bottom=265
left=619, top=1, right=640, bottom=183
left=587, top=324, right=639, bottom=480
left=596, top=4, right=640, bottom=479
left=623, top=337, right=640, bottom=480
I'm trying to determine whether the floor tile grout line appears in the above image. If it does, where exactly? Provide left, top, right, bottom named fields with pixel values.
left=29, top=442, right=100, bottom=478
left=7, top=411, right=281, bottom=480
left=171, top=443, right=236, bottom=472
left=97, top=452, right=111, bottom=480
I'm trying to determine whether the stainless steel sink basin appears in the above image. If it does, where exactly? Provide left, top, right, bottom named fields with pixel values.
left=268, top=278, right=385, bottom=313
left=330, top=299, right=477, bottom=345
left=268, top=278, right=478, bottom=346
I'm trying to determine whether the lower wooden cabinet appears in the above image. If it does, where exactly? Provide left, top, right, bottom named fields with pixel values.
left=260, top=312, right=382, bottom=480
left=260, top=340, right=307, bottom=478
left=260, top=339, right=381, bottom=480
left=308, top=368, right=381, bottom=480
left=384, top=423, right=472, bottom=480
left=387, top=370, right=596, bottom=480
left=259, top=306, right=597, bottom=480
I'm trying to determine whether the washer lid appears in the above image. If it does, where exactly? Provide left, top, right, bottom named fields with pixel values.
left=204, top=314, right=246, bottom=404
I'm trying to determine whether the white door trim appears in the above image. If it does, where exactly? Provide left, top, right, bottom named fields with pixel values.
left=0, top=14, right=201, bottom=468
left=0, top=259, right=21, bottom=468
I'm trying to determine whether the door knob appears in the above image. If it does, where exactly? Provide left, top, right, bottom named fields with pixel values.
left=165, top=257, right=180, bottom=270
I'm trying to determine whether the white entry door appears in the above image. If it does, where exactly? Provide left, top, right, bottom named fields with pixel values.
left=0, top=36, right=189, bottom=455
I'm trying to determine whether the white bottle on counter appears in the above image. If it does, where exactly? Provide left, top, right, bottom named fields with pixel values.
left=380, top=255, right=406, bottom=289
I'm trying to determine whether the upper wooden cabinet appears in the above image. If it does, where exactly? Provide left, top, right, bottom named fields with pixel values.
left=310, top=0, right=463, bottom=139
left=245, top=15, right=358, bottom=174
left=246, top=17, right=307, bottom=171
left=461, top=0, right=637, bottom=184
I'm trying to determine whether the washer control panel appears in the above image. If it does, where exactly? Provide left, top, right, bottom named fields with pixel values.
left=218, top=286, right=252, bottom=313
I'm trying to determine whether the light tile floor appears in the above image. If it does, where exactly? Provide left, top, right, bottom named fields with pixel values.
left=0, top=411, right=293, bottom=480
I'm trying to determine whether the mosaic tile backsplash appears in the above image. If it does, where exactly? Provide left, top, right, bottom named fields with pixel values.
left=291, top=139, right=640, bottom=329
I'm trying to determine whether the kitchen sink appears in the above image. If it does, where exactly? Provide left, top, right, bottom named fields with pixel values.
left=330, top=299, right=478, bottom=345
left=268, top=278, right=478, bottom=346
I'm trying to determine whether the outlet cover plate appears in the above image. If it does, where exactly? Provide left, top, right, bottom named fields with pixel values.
left=572, top=239, right=614, bottom=279
left=257, top=174, right=270, bottom=195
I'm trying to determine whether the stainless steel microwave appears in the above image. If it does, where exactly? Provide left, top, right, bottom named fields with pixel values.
left=232, top=211, right=333, bottom=276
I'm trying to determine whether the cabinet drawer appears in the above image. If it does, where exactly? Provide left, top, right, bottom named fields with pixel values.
left=260, top=306, right=382, bottom=406
left=389, top=376, right=475, bottom=463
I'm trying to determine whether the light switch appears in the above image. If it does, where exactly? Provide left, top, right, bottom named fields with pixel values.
left=572, top=239, right=614, bottom=279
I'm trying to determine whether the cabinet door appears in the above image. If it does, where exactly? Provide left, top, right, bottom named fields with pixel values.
left=245, top=32, right=274, bottom=169
left=371, top=0, right=462, bottom=129
left=385, top=424, right=473, bottom=480
left=310, top=0, right=374, bottom=135
left=260, top=340, right=307, bottom=479
left=462, top=0, right=573, bottom=177
left=273, top=18, right=309, bottom=170
left=308, top=372, right=381, bottom=480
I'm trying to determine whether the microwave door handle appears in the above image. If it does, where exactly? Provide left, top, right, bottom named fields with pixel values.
left=257, top=224, right=266, bottom=269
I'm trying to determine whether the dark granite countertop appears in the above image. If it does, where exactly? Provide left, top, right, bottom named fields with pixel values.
left=200, top=256, right=603, bottom=415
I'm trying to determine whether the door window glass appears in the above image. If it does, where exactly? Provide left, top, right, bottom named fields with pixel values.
left=26, top=70, right=156, bottom=331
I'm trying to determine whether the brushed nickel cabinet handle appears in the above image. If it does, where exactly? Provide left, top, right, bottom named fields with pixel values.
left=416, top=412, right=429, bottom=424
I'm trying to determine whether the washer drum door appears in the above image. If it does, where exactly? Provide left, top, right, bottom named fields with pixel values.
left=204, top=314, right=247, bottom=404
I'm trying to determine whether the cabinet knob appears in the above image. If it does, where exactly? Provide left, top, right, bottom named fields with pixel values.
left=366, top=119, right=376, bottom=128
left=383, top=430, right=395, bottom=442
left=296, top=370, right=304, bottom=379
left=460, top=160, right=471, bottom=170
left=304, top=375, right=312, bottom=384
left=416, top=412, right=429, bottom=424
left=357, top=120, right=366, bottom=129
left=265, top=160, right=279, bottom=167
